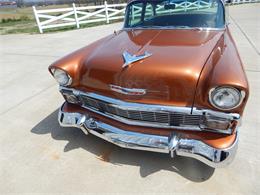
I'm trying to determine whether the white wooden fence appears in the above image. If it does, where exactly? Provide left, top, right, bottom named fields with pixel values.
left=33, top=1, right=126, bottom=33
left=33, top=0, right=260, bottom=34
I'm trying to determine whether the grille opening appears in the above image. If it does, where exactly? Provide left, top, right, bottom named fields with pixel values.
left=79, top=95, right=206, bottom=126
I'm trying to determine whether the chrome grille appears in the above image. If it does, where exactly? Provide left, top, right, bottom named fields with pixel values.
left=80, top=95, right=203, bottom=127
left=60, top=86, right=239, bottom=134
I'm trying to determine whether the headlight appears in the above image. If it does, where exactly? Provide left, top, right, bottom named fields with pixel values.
left=209, top=87, right=244, bottom=110
left=51, top=68, right=72, bottom=86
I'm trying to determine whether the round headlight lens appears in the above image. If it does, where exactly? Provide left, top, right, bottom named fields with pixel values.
left=52, top=69, right=72, bottom=86
left=210, top=87, right=242, bottom=110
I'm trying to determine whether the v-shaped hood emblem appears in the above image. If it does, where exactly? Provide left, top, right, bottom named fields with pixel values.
left=122, top=51, right=152, bottom=68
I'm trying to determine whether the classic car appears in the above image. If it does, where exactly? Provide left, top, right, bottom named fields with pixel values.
left=49, top=0, right=249, bottom=168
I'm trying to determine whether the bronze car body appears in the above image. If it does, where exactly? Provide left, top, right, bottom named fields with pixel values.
left=49, top=0, right=249, bottom=167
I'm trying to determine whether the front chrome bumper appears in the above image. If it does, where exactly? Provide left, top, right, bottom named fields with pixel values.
left=58, top=104, right=238, bottom=168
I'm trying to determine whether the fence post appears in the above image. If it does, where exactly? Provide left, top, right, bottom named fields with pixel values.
left=32, top=6, right=43, bottom=34
left=104, top=1, right=109, bottom=24
left=73, top=3, right=80, bottom=28
left=197, top=0, right=201, bottom=9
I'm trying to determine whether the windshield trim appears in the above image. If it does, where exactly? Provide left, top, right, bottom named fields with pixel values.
left=123, top=25, right=226, bottom=31
left=123, top=26, right=226, bottom=31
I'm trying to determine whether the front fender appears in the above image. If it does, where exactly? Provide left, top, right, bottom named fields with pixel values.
left=193, top=28, right=249, bottom=115
left=48, top=35, right=113, bottom=87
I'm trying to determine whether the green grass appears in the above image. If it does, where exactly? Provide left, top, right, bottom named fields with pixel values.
left=41, top=20, right=123, bottom=34
left=0, top=18, right=36, bottom=34
left=0, top=5, right=123, bottom=35
left=0, top=18, right=123, bottom=35
left=0, top=5, right=70, bottom=20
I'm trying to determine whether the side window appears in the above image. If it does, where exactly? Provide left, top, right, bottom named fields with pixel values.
left=144, top=3, right=154, bottom=21
left=128, top=3, right=143, bottom=27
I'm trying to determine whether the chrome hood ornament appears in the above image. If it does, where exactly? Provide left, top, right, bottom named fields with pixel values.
left=122, top=51, right=152, bottom=68
left=110, top=84, right=146, bottom=95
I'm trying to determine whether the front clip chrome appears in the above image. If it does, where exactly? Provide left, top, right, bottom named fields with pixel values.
left=58, top=103, right=238, bottom=168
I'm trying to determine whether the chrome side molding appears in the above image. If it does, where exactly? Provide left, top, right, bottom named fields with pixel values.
left=58, top=103, right=238, bottom=168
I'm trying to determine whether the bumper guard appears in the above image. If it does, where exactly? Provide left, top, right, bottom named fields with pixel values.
left=58, top=104, right=238, bottom=168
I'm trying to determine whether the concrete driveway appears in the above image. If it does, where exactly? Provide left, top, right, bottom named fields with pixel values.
left=0, top=3, right=259, bottom=194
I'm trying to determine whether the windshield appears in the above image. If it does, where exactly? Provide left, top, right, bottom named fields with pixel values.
left=124, top=0, right=225, bottom=29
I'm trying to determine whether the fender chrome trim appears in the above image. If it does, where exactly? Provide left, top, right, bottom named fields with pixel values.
left=58, top=103, right=238, bottom=168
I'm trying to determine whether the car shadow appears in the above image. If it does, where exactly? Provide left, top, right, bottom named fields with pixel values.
left=31, top=109, right=215, bottom=182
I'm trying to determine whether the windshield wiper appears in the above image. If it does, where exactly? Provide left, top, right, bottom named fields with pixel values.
left=161, top=25, right=193, bottom=29
left=133, top=25, right=163, bottom=29
left=131, top=25, right=206, bottom=30
left=164, top=26, right=206, bottom=30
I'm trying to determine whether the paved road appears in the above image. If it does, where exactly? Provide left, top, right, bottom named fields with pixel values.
left=0, top=4, right=259, bottom=194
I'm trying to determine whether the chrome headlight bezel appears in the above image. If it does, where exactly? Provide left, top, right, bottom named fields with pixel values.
left=51, top=68, right=72, bottom=86
left=209, top=86, right=245, bottom=111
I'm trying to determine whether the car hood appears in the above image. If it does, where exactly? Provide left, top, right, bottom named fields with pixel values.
left=78, top=29, right=224, bottom=107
